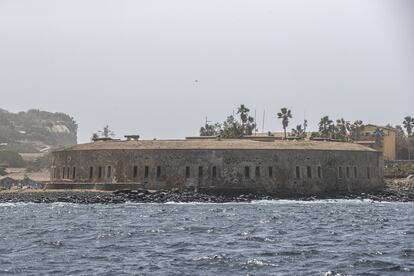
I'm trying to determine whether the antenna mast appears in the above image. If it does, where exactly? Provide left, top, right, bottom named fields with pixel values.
left=303, top=111, right=307, bottom=132
left=254, top=109, right=257, bottom=136
left=205, top=116, right=211, bottom=126
left=262, top=109, right=266, bottom=133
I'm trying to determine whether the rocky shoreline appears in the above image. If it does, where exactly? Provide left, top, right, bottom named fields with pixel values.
left=0, top=187, right=413, bottom=204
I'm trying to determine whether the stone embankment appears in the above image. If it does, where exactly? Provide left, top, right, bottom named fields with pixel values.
left=384, top=160, right=414, bottom=178
left=1, top=181, right=413, bottom=203
left=385, top=175, right=414, bottom=191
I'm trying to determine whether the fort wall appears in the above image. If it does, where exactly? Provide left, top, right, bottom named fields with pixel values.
left=49, top=140, right=384, bottom=196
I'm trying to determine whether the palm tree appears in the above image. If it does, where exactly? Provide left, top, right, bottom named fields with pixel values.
left=236, top=104, right=255, bottom=135
left=403, top=116, right=414, bottom=160
left=336, top=118, right=351, bottom=141
left=403, top=116, right=413, bottom=136
left=277, top=108, right=292, bottom=139
left=373, top=127, right=385, bottom=147
left=237, top=104, right=249, bottom=125
left=350, top=120, right=364, bottom=141
left=303, top=119, right=308, bottom=133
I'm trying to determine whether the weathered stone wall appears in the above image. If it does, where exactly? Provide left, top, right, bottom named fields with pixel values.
left=384, top=160, right=414, bottom=178
left=50, top=148, right=384, bottom=196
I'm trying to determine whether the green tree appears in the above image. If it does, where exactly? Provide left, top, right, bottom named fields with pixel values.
left=335, top=118, right=351, bottom=141
left=277, top=108, right=292, bottom=139
left=221, top=115, right=244, bottom=138
left=350, top=120, right=364, bottom=141
left=403, top=116, right=413, bottom=136
left=200, top=122, right=222, bottom=136
left=303, top=119, right=308, bottom=133
left=318, top=116, right=334, bottom=138
left=395, top=125, right=408, bottom=159
left=403, top=116, right=414, bottom=160
left=91, top=133, right=99, bottom=141
left=199, top=105, right=256, bottom=138
left=237, top=104, right=256, bottom=136
left=373, top=127, right=385, bottom=147
left=291, top=124, right=306, bottom=139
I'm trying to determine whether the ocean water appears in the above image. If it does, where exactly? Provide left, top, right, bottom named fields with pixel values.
left=0, top=200, right=413, bottom=275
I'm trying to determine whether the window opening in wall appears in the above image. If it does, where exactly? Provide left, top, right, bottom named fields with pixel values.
left=186, top=166, right=190, bottom=178
left=157, top=166, right=161, bottom=178
left=295, top=166, right=300, bottom=179
left=62, top=167, right=65, bottom=179
left=245, top=167, right=250, bottom=178
left=144, top=166, right=149, bottom=178
left=198, top=166, right=203, bottom=178
left=338, top=167, right=343, bottom=179
left=268, top=167, right=273, bottom=178
left=255, top=166, right=260, bottom=177
left=67, top=167, right=70, bottom=179
left=89, top=167, right=94, bottom=179
left=346, top=167, right=350, bottom=178
left=354, top=167, right=358, bottom=178
left=367, top=167, right=370, bottom=179
left=318, top=166, right=322, bottom=178
left=107, top=166, right=111, bottom=178
left=307, top=166, right=312, bottom=178
left=98, top=167, right=103, bottom=179
left=72, top=167, right=76, bottom=179
left=133, top=166, right=138, bottom=178
left=212, top=166, right=217, bottom=178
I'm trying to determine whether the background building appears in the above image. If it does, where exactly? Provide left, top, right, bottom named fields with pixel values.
left=355, top=125, right=396, bottom=161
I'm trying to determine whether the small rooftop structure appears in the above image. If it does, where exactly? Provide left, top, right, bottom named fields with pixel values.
left=186, top=136, right=218, bottom=140
left=124, top=135, right=140, bottom=141
left=92, top=137, right=114, bottom=142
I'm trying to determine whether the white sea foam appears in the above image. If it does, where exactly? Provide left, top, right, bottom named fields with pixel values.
left=164, top=201, right=217, bottom=205
left=125, top=199, right=413, bottom=205
left=161, top=199, right=381, bottom=205
left=0, top=199, right=411, bottom=207
left=250, top=199, right=413, bottom=205
left=0, top=202, right=35, bottom=207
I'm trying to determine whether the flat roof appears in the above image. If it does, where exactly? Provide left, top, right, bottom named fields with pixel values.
left=55, top=139, right=377, bottom=152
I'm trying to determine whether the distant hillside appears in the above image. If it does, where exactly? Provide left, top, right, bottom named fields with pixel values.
left=0, top=109, right=77, bottom=153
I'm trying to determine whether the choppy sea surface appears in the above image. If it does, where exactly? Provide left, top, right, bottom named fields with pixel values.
left=0, top=200, right=413, bottom=275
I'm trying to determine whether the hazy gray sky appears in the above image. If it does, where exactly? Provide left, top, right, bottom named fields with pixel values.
left=1, top=0, right=413, bottom=142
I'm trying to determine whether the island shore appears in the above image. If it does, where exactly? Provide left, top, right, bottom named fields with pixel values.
left=0, top=178, right=413, bottom=204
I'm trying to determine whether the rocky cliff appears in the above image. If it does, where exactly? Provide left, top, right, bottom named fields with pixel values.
left=0, top=109, right=77, bottom=152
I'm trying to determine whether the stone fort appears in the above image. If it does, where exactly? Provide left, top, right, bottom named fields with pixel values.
left=48, top=136, right=384, bottom=196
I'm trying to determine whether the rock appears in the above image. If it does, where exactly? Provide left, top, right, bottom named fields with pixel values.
left=1, top=185, right=414, bottom=204
left=113, top=189, right=131, bottom=195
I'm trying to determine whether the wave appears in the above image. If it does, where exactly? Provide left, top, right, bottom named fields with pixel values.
left=0, top=202, right=36, bottom=207
left=1, top=199, right=411, bottom=207
left=251, top=199, right=414, bottom=204
left=162, top=199, right=414, bottom=205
